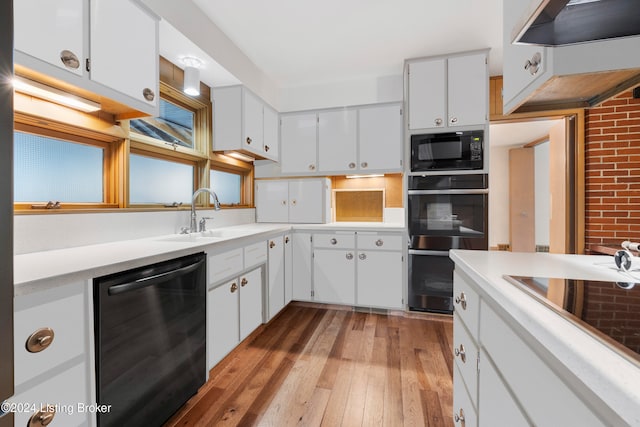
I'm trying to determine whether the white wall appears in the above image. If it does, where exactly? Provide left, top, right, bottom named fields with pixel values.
left=489, top=144, right=511, bottom=248
left=14, top=208, right=255, bottom=254
left=534, top=142, right=550, bottom=246
left=277, top=74, right=403, bottom=112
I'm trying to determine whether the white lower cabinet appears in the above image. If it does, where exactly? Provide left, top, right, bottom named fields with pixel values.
left=292, top=233, right=313, bottom=302
left=284, top=234, right=293, bottom=305
left=453, top=362, right=478, bottom=427
left=313, top=248, right=356, bottom=305
left=267, top=236, right=286, bottom=321
left=207, top=267, right=263, bottom=369
left=356, top=251, right=402, bottom=308
left=10, top=281, right=91, bottom=427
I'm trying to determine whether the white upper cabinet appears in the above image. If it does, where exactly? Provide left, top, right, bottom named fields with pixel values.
left=358, top=104, right=403, bottom=172
left=14, top=0, right=85, bottom=77
left=90, top=0, right=158, bottom=109
left=280, top=113, right=318, bottom=174
left=255, top=180, right=289, bottom=223
left=213, top=86, right=279, bottom=161
left=255, top=178, right=330, bottom=224
left=318, top=110, right=358, bottom=173
left=408, top=50, right=488, bottom=130
left=14, top=0, right=159, bottom=118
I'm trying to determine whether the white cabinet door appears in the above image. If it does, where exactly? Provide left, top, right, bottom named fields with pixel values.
left=453, top=363, right=478, bottom=427
left=408, top=58, right=446, bottom=130
left=267, top=236, right=285, bottom=321
left=263, top=104, right=279, bottom=161
left=289, top=179, right=326, bottom=223
left=90, top=0, right=158, bottom=107
left=292, top=233, right=313, bottom=301
left=14, top=0, right=85, bottom=76
left=318, top=109, right=357, bottom=172
left=243, top=89, right=264, bottom=152
left=208, top=280, right=240, bottom=369
left=313, top=249, right=356, bottom=305
left=284, top=234, right=293, bottom=304
left=356, top=251, right=403, bottom=309
left=255, top=180, right=289, bottom=222
left=358, top=104, right=403, bottom=172
left=239, top=268, right=263, bottom=341
left=280, top=114, right=317, bottom=174
left=479, top=350, right=530, bottom=427
left=448, top=53, right=488, bottom=128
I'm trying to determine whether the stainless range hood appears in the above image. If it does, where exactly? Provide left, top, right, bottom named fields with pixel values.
left=515, top=0, right=640, bottom=46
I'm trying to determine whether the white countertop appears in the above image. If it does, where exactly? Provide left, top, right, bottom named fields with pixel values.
left=450, top=250, right=640, bottom=426
left=14, top=221, right=406, bottom=294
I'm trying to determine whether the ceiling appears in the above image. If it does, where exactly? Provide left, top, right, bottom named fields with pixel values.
left=490, top=119, right=563, bottom=147
left=162, top=0, right=504, bottom=89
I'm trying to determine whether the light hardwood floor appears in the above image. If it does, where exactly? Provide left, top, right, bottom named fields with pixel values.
left=165, top=303, right=454, bottom=427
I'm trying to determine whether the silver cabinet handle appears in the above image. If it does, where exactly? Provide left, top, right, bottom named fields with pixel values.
left=454, top=408, right=466, bottom=425
left=285, top=236, right=290, bottom=244
left=60, top=50, right=79, bottom=69
left=361, top=161, right=368, bottom=168
left=348, top=162, right=356, bottom=169
left=330, top=238, right=338, bottom=245
left=449, top=117, right=458, bottom=124
left=308, top=164, right=316, bottom=171
left=246, top=137, right=252, bottom=145
left=454, top=292, right=467, bottom=310
left=143, top=88, right=155, bottom=101
left=359, top=253, right=366, bottom=260
left=230, top=282, right=238, bottom=293
left=435, top=118, right=443, bottom=126
left=454, top=344, right=466, bottom=363
left=375, top=239, right=383, bottom=247
left=26, top=328, right=55, bottom=353
left=346, top=253, right=354, bottom=260
left=241, top=277, right=248, bottom=287
left=524, top=52, right=542, bottom=76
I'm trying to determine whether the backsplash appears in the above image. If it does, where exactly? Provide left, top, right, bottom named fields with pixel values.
left=14, top=208, right=255, bottom=254
left=585, top=86, right=640, bottom=252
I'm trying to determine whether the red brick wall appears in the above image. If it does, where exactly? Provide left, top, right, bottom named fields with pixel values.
left=585, top=87, right=640, bottom=252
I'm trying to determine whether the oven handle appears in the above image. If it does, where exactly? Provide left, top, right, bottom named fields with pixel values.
left=409, top=249, right=450, bottom=256
left=408, top=189, right=488, bottom=195
left=107, top=258, right=205, bottom=296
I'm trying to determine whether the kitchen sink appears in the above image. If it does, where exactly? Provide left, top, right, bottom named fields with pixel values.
left=155, top=228, right=248, bottom=243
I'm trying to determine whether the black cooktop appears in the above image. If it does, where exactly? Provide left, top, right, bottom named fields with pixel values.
left=504, top=275, right=640, bottom=366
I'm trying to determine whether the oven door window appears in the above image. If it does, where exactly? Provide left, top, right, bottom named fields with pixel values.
left=409, top=192, right=486, bottom=237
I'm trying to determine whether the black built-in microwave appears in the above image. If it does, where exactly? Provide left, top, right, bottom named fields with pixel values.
left=411, top=130, right=484, bottom=171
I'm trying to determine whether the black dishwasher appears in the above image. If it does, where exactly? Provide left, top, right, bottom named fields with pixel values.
left=94, top=252, right=206, bottom=427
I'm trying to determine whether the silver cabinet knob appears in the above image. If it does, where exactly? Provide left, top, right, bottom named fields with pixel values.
left=454, top=344, right=466, bottom=363
left=524, top=52, right=542, bottom=76
left=26, top=327, right=55, bottom=353
left=269, top=240, right=276, bottom=249
left=230, top=282, right=238, bottom=293
left=143, top=88, right=155, bottom=101
left=241, top=277, right=248, bottom=287
left=281, top=200, right=287, bottom=206
left=285, top=236, right=290, bottom=244
left=330, top=238, right=338, bottom=245
left=454, top=292, right=467, bottom=310
left=246, top=137, right=252, bottom=144
left=264, top=145, right=270, bottom=152
left=450, top=117, right=458, bottom=124
left=360, top=161, right=368, bottom=168
left=291, top=199, right=297, bottom=206
left=346, top=253, right=354, bottom=260
left=60, top=50, right=79, bottom=69
left=375, top=239, right=383, bottom=247
left=435, top=118, right=443, bottom=126
left=348, top=162, right=356, bottom=169
left=454, top=408, right=466, bottom=425
left=308, top=164, right=316, bottom=171
left=359, top=253, right=366, bottom=260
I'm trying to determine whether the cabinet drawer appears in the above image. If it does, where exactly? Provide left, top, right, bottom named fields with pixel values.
left=453, top=362, right=478, bottom=427
left=357, top=233, right=403, bottom=251
left=208, top=248, right=244, bottom=284
left=453, top=312, right=478, bottom=408
left=11, top=361, right=89, bottom=427
left=14, top=282, right=85, bottom=387
left=453, top=270, right=480, bottom=339
left=313, top=232, right=355, bottom=249
left=244, top=241, right=267, bottom=268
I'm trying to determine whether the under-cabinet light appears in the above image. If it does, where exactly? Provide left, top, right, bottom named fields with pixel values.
left=13, top=76, right=101, bottom=113
left=345, top=174, right=384, bottom=179
left=224, top=151, right=255, bottom=162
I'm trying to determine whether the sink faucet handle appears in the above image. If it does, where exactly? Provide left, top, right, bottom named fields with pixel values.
left=199, top=217, right=215, bottom=232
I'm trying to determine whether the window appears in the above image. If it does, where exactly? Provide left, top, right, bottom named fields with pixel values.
left=129, top=153, right=194, bottom=205
left=210, top=169, right=241, bottom=205
left=130, top=98, right=195, bottom=149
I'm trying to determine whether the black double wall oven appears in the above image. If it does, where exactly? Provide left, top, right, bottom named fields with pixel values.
left=408, top=130, right=487, bottom=314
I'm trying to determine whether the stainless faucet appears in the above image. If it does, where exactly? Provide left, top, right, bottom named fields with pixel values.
left=190, top=188, right=221, bottom=233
